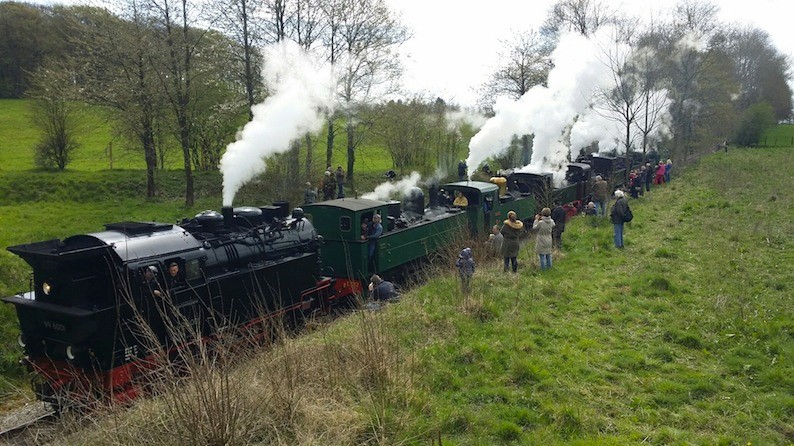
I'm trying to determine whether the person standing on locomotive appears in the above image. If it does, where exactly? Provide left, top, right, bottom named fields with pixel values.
left=533, top=207, right=555, bottom=270
left=500, top=211, right=523, bottom=273
left=592, top=175, right=609, bottom=217
left=550, top=200, right=566, bottom=250
left=361, top=213, right=383, bottom=272
left=457, top=160, right=467, bottom=181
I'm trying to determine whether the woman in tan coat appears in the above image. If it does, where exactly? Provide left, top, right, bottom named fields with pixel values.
left=500, top=211, right=524, bottom=273
left=532, top=207, right=556, bottom=270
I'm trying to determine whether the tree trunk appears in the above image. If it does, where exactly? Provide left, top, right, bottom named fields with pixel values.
left=521, top=134, right=530, bottom=165
left=304, top=132, right=313, bottom=178
left=143, top=124, right=157, bottom=198
left=289, top=139, right=301, bottom=180
left=346, top=120, right=355, bottom=183
left=180, top=115, right=194, bottom=207
left=326, top=118, right=335, bottom=168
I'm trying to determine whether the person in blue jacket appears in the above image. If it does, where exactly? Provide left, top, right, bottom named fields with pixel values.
left=361, top=213, right=383, bottom=272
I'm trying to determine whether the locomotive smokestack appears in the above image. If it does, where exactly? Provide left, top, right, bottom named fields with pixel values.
left=222, top=206, right=234, bottom=228
left=428, top=182, right=439, bottom=208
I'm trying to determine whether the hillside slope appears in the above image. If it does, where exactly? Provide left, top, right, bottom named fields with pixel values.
left=46, top=147, right=792, bottom=445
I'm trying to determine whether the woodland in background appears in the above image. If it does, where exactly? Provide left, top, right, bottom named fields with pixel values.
left=0, top=0, right=791, bottom=203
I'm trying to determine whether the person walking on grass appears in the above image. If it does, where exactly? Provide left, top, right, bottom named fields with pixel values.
left=500, top=210, right=523, bottom=273
left=664, top=159, right=672, bottom=183
left=610, top=190, right=632, bottom=249
left=533, top=207, right=555, bottom=270
left=455, top=247, right=475, bottom=295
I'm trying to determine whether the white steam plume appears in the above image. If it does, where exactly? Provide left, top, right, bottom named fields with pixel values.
left=362, top=171, right=422, bottom=201
left=445, top=108, right=487, bottom=131
left=467, top=27, right=672, bottom=185
left=220, top=41, right=335, bottom=206
left=467, top=30, right=612, bottom=179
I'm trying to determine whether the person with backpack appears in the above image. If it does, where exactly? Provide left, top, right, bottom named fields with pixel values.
left=610, top=190, right=632, bottom=249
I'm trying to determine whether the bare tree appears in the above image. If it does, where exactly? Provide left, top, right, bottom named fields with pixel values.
left=725, top=26, right=793, bottom=122
left=216, top=0, right=263, bottom=120
left=631, top=44, right=671, bottom=159
left=542, top=0, right=617, bottom=37
left=372, top=99, right=432, bottom=174
left=146, top=0, right=218, bottom=206
left=658, top=0, right=722, bottom=161
left=593, top=34, right=645, bottom=182
left=61, top=1, right=168, bottom=197
left=28, top=68, right=81, bottom=170
left=333, top=0, right=409, bottom=184
left=481, top=30, right=553, bottom=165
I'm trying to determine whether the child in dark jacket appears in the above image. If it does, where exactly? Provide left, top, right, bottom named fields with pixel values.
left=456, top=247, right=475, bottom=295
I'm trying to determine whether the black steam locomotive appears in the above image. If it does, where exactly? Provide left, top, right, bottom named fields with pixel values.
left=2, top=204, right=336, bottom=406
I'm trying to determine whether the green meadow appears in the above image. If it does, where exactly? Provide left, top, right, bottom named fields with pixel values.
left=0, top=96, right=791, bottom=443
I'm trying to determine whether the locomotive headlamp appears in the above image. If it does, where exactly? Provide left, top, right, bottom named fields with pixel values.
left=17, top=334, right=26, bottom=348
left=42, top=282, right=52, bottom=296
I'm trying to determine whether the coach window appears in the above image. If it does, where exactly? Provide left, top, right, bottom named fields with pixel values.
left=339, top=216, right=351, bottom=232
left=185, top=259, right=202, bottom=282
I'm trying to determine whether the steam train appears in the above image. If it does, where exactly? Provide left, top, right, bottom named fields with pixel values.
left=2, top=154, right=641, bottom=408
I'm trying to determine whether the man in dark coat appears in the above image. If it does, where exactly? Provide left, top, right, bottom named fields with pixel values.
left=457, top=160, right=467, bottom=181
left=369, top=274, right=397, bottom=301
left=304, top=182, right=317, bottom=204
left=361, top=213, right=383, bottom=272
left=321, top=171, right=336, bottom=201
left=550, top=200, right=567, bottom=249
left=609, top=190, right=630, bottom=249
left=644, top=163, right=653, bottom=192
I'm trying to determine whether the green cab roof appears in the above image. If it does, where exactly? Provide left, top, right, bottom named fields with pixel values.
left=442, top=181, right=499, bottom=193
left=302, top=197, right=386, bottom=212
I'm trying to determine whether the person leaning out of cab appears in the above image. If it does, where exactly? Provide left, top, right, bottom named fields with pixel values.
left=453, top=191, right=468, bottom=208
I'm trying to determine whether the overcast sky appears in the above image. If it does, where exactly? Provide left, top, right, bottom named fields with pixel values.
left=11, top=0, right=793, bottom=107
left=386, top=0, right=794, bottom=106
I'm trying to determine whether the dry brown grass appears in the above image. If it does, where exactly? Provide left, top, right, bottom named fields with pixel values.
left=44, top=280, right=419, bottom=446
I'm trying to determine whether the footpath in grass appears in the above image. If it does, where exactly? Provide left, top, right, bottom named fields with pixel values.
left=391, top=148, right=792, bottom=444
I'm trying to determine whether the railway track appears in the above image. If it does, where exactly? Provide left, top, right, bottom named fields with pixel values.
left=0, top=406, right=57, bottom=445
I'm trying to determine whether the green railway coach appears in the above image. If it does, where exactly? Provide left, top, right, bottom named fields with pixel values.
left=302, top=198, right=469, bottom=292
left=440, top=181, right=537, bottom=234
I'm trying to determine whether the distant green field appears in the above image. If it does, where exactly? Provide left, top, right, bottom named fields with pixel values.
left=760, top=123, right=794, bottom=147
